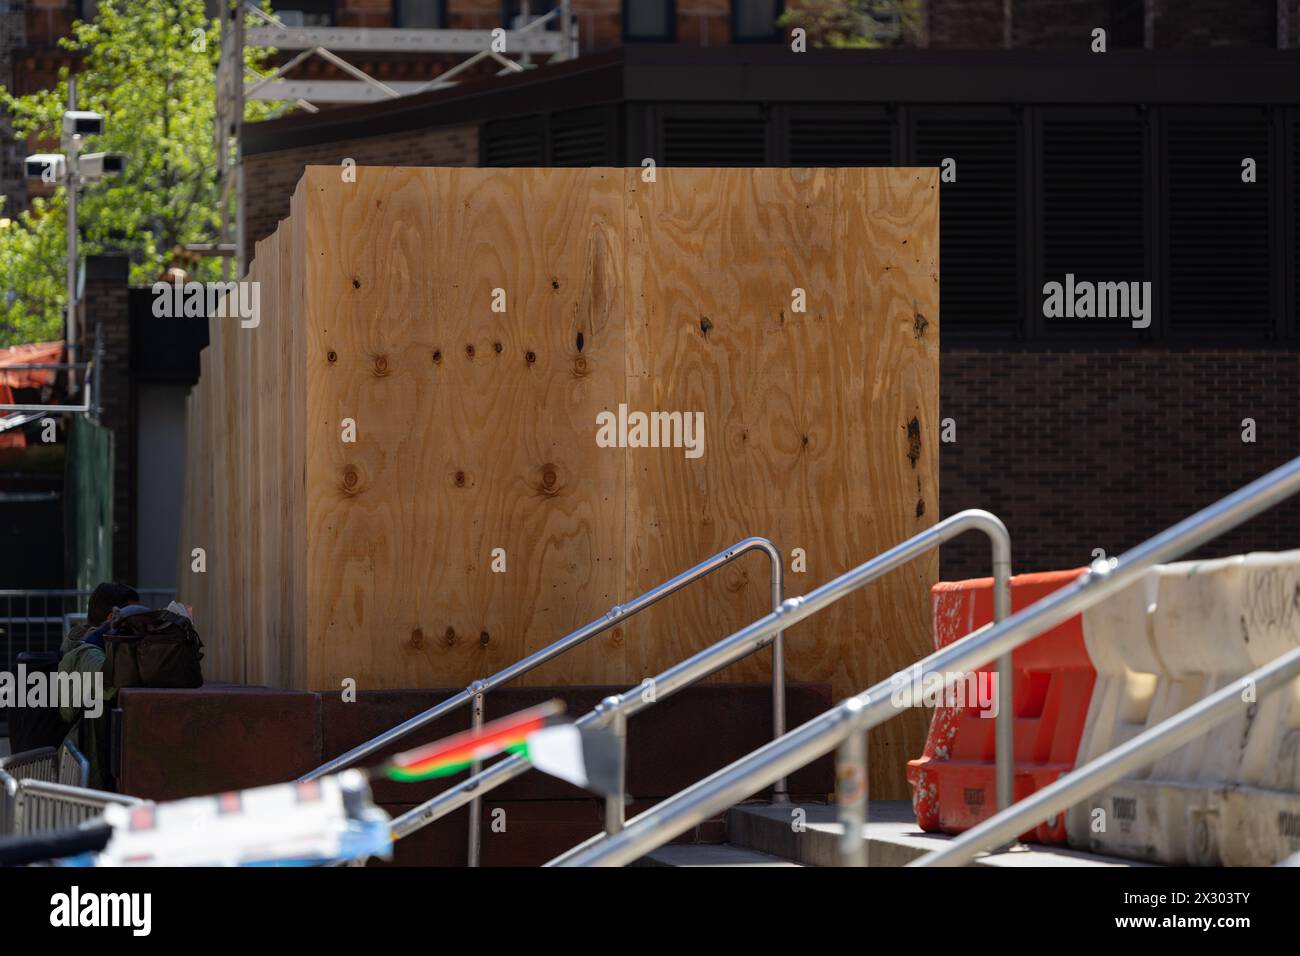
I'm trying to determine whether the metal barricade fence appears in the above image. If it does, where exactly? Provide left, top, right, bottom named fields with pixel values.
left=59, top=741, right=90, bottom=787
left=0, top=746, right=59, bottom=783
left=0, top=743, right=95, bottom=833
left=9, top=779, right=143, bottom=835
left=0, top=587, right=177, bottom=676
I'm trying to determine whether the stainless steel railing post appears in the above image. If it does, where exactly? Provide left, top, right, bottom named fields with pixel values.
left=466, top=685, right=484, bottom=867
left=835, top=697, right=868, bottom=866
left=991, top=532, right=1013, bottom=814
left=768, top=545, right=787, bottom=802
left=603, top=697, right=626, bottom=835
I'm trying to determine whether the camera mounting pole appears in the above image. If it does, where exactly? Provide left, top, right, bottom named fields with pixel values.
left=64, top=76, right=79, bottom=384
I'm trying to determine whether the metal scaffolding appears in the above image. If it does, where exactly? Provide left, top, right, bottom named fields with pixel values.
left=215, top=1, right=579, bottom=277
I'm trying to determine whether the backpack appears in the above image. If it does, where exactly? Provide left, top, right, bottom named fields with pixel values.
left=103, top=609, right=204, bottom=689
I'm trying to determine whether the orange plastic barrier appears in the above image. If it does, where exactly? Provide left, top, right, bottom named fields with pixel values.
left=906, top=569, right=1094, bottom=844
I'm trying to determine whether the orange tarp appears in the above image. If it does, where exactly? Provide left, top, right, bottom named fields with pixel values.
left=0, top=340, right=65, bottom=449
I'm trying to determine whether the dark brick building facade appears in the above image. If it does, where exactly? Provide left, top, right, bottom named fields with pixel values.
left=242, top=44, right=1300, bottom=582
left=246, top=0, right=1300, bottom=51
left=939, top=349, right=1300, bottom=577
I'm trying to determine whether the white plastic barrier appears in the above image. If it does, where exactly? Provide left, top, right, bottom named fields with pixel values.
left=1066, top=550, right=1300, bottom=864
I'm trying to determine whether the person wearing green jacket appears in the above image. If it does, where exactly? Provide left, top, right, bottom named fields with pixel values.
left=58, top=600, right=148, bottom=790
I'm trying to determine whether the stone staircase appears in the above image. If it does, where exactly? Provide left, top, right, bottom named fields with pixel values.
left=638, top=801, right=1149, bottom=867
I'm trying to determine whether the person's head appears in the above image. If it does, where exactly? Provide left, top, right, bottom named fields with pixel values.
left=87, top=582, right=139, bottom=625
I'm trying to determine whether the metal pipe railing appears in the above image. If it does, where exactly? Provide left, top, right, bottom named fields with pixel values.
left=305, top=536, right=786, bottom=861
left=390, top=509, right=1011, bottom=845
left=548, top=455, right=1300, bottom=866
left=912, top=643, right=1300, bottom=866
left=306, top=536, right=784, bottom=783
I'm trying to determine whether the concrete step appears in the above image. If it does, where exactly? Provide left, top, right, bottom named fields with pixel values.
left=727, top=801, right=1152, bottom=867
left=637, top=843, right=806, bottom=867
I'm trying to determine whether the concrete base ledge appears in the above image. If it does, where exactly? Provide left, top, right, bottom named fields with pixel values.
left=720, top=802, right=1151, bottom=867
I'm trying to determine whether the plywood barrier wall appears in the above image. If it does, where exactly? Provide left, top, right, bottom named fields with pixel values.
left=178, top=166, right=939, bottom=798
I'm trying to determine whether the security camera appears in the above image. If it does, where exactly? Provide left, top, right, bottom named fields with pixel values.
left=25, top=153, right=66, bottom=184
left=62, top=110, right=104, bottom=138
left=79, top=152, right=127, bottom=181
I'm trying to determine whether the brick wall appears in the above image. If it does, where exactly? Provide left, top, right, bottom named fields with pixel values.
left=337, top=0, right=395, bottom=27
left=562, top=0, right=623, bottom=50
left=928, top=0, right=1289, bottom=48
left=1153, top=0, right=1279, bottom=48
left=79, top=254, right=135, bottom=583
left=326, top=0, right=734, bottom=49
left=677, top=0, right=732, bottom=47
left=1011, top=0, right=1143, bottom=47
left=242, top=124, right=478, bottom=265
left=24, top=0, right=73, bottom=46
left=938, top=349, right=1300, bottom=580
left=927, top=0, right=1008, bottom=46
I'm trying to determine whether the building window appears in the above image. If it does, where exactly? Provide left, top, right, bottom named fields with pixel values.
left=624, top=0, right=675, bottom=42
left=501, top=1, right=558, bottom=30
left=396, top=0, right=447, bottom=28
left=273, top=2, right=336, bottom=27
left=732, top=0, right=782, bottom=43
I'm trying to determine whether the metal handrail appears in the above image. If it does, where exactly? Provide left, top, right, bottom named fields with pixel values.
left=304, top=535, right=787, bottom=865
left=547, top=455, right=1300, bottom=866
left=913, top=643, right=1300, bottom=866
left=388, top=509, right=1011, bottom=851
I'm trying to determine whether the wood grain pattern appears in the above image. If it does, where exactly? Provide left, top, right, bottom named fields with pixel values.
left=301, top=167, right=628, bottom=693
left=177, top=166, right=938, bottom=797
left=177, top=208, right=310, bottom=688
left=622, top=168, right=939, bottom=795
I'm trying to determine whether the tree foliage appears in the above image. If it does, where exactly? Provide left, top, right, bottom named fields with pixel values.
left=779, top=0, right=925, bottom=49
left=0, top=0, right=272, bottom=346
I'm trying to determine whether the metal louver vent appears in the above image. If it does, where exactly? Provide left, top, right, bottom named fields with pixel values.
left=788, top=112, right=893, bottom=166
left=1041, top=113, right=1147, bottom=337
left=913, top=115, right=1021, bottom=337
left=482, top=117, right=545, bottom=166
left=550, top=109, right=613, bottom=166
left=1165, top=112, right=1273, bottom=336
left=662, top=111, right=766, bottom=166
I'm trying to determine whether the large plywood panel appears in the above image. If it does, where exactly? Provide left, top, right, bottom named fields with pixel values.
left=179, top=212, right=309, bottom=689
left=301, top=167, right=628, bottom=692
left=178, top=166, right=938, bottom=796
left=623, top=168, right=939, bottom=797
left=841, top=168, right=941, bottom=788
